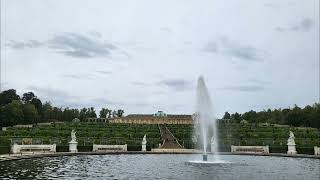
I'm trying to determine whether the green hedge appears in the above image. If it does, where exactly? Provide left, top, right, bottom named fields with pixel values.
left=167, top=123, right=320, bottom=149
left=1, top=122, right=319, bottom=153
left=0, top=146, right=10, bottom=154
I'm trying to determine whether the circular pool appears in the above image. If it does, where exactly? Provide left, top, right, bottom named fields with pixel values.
left=0, top=154, right=319, bottom=179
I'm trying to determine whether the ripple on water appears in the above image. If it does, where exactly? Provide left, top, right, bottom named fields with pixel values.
left=0, top=154, right=319, bottom=180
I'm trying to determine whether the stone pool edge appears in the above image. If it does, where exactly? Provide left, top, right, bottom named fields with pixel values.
left=0, top=151, right=319, bottom=162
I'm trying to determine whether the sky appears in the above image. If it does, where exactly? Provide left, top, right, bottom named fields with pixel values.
left=1, top=0, right=319, bottom=117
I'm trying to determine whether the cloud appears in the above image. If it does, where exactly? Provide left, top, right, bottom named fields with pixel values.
left=275, top=18, right=314, bottom=32
left=6, top=40, right=44, bottom=49
left=220, top=78, right=268, bottom=92
left=132, top=81, right=150, bottom=87
left=0, top=82, right=9, bottom=90
left=48, top=32, right=116, bottom=58
left=160, top=27, right=172, bottom=32
left=96, top=70, right=112, bottom=75
left=90, top=98, right=124, bottom=106
left=264, top=3, right=276, bottom=8
left=220, top=85, right=265, bottom=92
left=28, top=86, right=73, bottom=98
left=204, top=37, right=266, bottom=61
left=6, top=32, right=120, bottom=58
left=248, top=78, right=271, bottom=85
left=61, top=73, right=97, bottom=80
left=28, top=86, right=121, bottom=108
left=158, top=79, right=192, bottom=91
left=27, top=86, right=79, bottom=107
left=88, top=31, right=102, bottom=38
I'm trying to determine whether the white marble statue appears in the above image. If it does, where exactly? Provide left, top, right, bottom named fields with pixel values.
left=287, top=131, right=297, bottom=154
left=287, top=131, right=295, bottom=145
left=71, top=129, right=77, bottom=142
left=69, top=129, right=78, bottom=152
left=141, top=134, right=147, bottom=151
left=142, top=134, right=147, bottom=144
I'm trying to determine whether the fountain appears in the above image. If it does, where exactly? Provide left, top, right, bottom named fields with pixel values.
left=193, top=76, right=219, bottom=162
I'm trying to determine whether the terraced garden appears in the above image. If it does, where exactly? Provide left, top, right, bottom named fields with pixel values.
left=0, top=123, right=162, bottom=153
left=168, top=122, right=320, bottom=154
left=0, top=122, right=319, bottom=154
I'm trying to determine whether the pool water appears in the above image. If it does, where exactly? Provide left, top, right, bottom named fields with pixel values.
left=0, top=154, right=319, bottom=179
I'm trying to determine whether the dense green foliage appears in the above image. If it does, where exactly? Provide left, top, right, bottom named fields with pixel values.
left=1, top=88, right=319, bottom=129
left=223, top=104, right=320, bottom=129
left=0, top=123, right=162, bottom=147
left=0, top=89, right=124, bottom=127
left=168, top=123, right=320, bottom=152
left=0, top=122, right=319, bottom=154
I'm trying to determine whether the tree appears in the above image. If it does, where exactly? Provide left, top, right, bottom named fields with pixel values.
left=112, top=110, right=117, bottom=117
left=22, top=92, right=36, bottom=103
left=223, top=112, right=231, bottom=119
left=107, top=109, right=112, bottom=118
left=79, top=108, right=88, bottom=120
left=1, top=100, right=24, bottom=126
left=52, top=107, right=63, bottom=121
left=23, top=103, right=39, bottom=124
left=62, top=108, right=79, bottom=121
left=231, top=112, right=242, bottom=123
left=62, top=108, right=72, bottom=121
left=0, top=106, right=6, bottom=126
left=116, top=109, right=124, bottom=117
left=270, top=109, right=282, bottom=124
left=89, top=107, right=97, bottom=118
left=31, top=98, right=42, bottom=116
left=100, top=108, right=110, bottom=118
left=0, top=89, right=20, bottom=106
left=310, top=103, right=320, bottom=129
left=42, top=101, right=53, bottom=121
left=242, top=110, right=257, bottom=123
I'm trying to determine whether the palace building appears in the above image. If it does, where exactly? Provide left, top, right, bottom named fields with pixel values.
left=85, top=111, right=193, bottom=124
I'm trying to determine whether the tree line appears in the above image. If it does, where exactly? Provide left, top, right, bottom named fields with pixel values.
left=0, top=89, right=125, bottom=127
left=222, top=103, right=320, bottom=129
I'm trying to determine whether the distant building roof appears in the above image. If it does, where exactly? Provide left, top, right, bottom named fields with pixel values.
left=124, top=111, right=192, bottom=120
left=154, top=111, right=167, bottom=117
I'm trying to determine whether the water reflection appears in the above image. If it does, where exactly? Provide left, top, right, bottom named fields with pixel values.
left=0, top=155, right=319, bottom=180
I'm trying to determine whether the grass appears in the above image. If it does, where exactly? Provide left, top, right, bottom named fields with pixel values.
left=0, top=123, right=162, bottom=147
left=167, top=123, right=320, bottom=153
left=0, top=122, right=319, bottom=154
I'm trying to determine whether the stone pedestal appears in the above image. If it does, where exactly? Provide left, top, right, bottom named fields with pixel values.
left=69, top=140, right=78, bottom=153
left=287, top=144, right=297, bottom=155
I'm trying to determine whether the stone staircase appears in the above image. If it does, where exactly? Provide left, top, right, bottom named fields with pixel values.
left=158, top=124, right=183, bottom=149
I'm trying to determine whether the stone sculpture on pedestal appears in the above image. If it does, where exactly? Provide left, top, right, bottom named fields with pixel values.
left=287, top=131, right=297, bottom=155
left=142, top=134, right=147, bottom=152
left=69, top=129, right=78, bottom=153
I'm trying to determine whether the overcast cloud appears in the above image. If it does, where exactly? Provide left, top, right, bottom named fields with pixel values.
left=1, top=0, right=319, bottom=117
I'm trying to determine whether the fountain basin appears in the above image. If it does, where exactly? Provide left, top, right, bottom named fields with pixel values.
left=0, top=154, right=318, bottom=179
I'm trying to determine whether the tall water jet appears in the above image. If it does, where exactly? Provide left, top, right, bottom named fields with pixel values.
left=194, top=76, right=219, bottom=161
